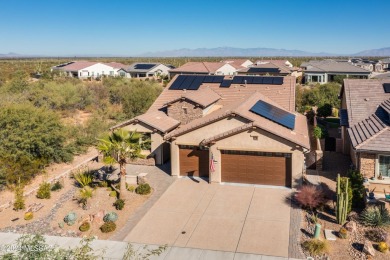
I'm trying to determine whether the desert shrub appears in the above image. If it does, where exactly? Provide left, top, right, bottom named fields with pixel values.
left=79, top=222, right=90, bottom=232
left=361, top=206, right=390, bottom=227
left=13, top=185, right=25, bottom=211
left=295, top=185, right=326, bottom=211
left=64, top=212, right=77, bottom=226
left=348, top=170, right=365, bottom=209
left=338, top=227, right=348, bottom=239
left=36, top=182, right=51, bottom=199
left=339, top=177, right=353, bottom=213
left=73, top=171, right=93, bottom=187
left=79, top=186, right=94, bottom=199
left=301, top=239, right=329, bottom=256
left=103, top=212, right=118, bottom=223
left=135, top=183, right=151, bottom=195
left=51, top=181, right=63, bottom=191
left=365, top=229, right=388, bottom=242
left=114, top=199, right=125, bottom=210
left=317, top=104, right=333, bottom=118
left=24, top=212, right=33, bottom=221
left=313, top=125, right=327, bottom=139
left=378, top=242, right=389, bottom=253
left=58, top=222, right=64, bottom=229
left=100, top=221, right=116, bottom=233
left=126, top=183, right=136, bottom=192
left=109, top=191, right=117, bottom=197
left=98, top=181, right=108, bottom=187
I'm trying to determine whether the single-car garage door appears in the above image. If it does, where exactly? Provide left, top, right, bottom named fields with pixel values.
left=221, top=150, right=291, bottom=187
left=179, top=145, right=209, bottom=178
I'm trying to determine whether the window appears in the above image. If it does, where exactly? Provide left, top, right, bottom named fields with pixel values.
left=110, top=71, right=114, bottom=76
left=379, top=155, right=390, bottom=177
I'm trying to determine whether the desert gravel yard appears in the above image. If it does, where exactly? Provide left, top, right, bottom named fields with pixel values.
left=124, top=178, right=292, bottom=258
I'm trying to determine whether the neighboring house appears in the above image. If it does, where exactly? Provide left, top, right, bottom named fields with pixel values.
left=169, top=62, right=238, bottom=77
left=52, top=61, right=128, bottom=78
left=221, top=59, right=253, bottom=68
left=125, top=63, right=172, bottom=78
left=237, top=60, right=302, bottom=79
left=379, top=58, right=390, bottom=71
left=340, top=79, right=390, bottom=187
left=112, top=74, right=310, bottom=188
left=350, top=58, right=384, bottom=72
left=301, top=60, right=371, bottom=84
left=373, top=72, right=390, bottom=79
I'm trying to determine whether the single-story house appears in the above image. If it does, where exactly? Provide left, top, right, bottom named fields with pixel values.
left=340, top=79, right=390, bottom=186
left=51, top=61, right=128, bottom=78
left=301, top=60, right=371, bottom=84
left=112, top=74, right=310, bottom=188
left=125, top=63, right=173, bottom=78
left=221, top=59, right=253, bottom=68
left=169, top=62, right=238, bottom=77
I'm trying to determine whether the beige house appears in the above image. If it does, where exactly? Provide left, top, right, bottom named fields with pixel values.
left=169, top=62, right=238, bottom=77
left=340, top=79, right=390, bottom=187
left=112, top=74, right=310, bottom=188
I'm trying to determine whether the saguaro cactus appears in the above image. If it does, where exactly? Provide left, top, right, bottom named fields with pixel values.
left=336, top=174, right=349, bottom=225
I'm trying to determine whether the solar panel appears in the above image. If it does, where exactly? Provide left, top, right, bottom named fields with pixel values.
left=213, top=76, right=224, bottom=83
left=169, top=75, right=187, bottom=90
left=203, top=76, right=215, bottom=83
left=262, top=77, right=274, bottom=84
left=272, top=77, right=284, bottom=85
left=252, top=77, right=264, bottom=84
left=247, top=67, right=280, bottom=73
left=384, top=83, right=390, bottom=93
left=188, top=76, right=205, bottom=90
left=134, top=64, right=155, bottom=70
left=250, top=100, right=295, bottom=130
left=243, top=76, right=254, bottom=84
left=180, top=75, right=196, bottom=89
left=232, top=76, right=244, bottom=84
left=220, top=80, right=232, bottom=88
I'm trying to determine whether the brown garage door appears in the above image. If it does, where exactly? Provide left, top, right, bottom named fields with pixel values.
left=179, top=145, right=209, bottom=178
left=221, top=150, right=291, bottom=187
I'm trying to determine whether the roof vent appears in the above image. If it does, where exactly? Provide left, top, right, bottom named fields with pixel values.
left=365, top=98, right=370, bottom=101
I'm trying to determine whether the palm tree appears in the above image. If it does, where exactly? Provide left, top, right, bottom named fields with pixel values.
left=97, top=129, right=146, bottom=198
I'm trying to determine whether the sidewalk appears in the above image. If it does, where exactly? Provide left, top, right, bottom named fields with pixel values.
left=0, top=232, right=302, bottom=260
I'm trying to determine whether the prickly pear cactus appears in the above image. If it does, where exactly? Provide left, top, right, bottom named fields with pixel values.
left=64, top=212, right=77, bottom=226
left=103, top=212, right=118, bottom=223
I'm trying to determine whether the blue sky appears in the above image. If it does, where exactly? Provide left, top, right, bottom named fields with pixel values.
left=0, top=0, right=389, bottom=56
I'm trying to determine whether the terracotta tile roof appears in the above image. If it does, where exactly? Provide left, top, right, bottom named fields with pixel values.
left=222, top=59, right=252, bottom=68
left=357, top=129, right=390, bottom=152
left=169, top=62, right=229, bottom=74
left=111, top=111, right=180, bottom=133
left=166, top=92, right=310, bottom=149
left=303, top=60, right=371, bottom=74
left=164, top=88, right=221, bottom=108
left=58, top=61, right=98, bottom=71
left=380, top=98, right=390, bottom=114
left=149, top=75, right=296, bottom=113
left=104, top=62, right=127, bottom=69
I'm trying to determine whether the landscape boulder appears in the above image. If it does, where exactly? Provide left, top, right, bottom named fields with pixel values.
left=344, top=221, right=357, bottom=233
left=363, top=240, right=375, bottom=256
left=92, top=210, right=106, bottom=224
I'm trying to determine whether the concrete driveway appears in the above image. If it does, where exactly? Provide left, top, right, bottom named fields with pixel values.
left=124, top=178, right=292, bottom=258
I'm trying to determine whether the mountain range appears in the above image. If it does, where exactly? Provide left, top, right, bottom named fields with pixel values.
left=1, top=47, right=390, bottom=58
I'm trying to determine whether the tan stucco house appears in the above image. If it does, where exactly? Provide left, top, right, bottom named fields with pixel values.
left=112, top=75, right=310, bottom=188
left=340, top=79, right=390, bottom=186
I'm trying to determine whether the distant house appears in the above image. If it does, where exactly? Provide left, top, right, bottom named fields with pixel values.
left=340, top=79, right=390, bottom=188
left=301, top=60, right=371, bottom=84
left=236, top=60, right=302, bottom=80
left=52, top=61, right=128, bottom=78
left=379, top=58, right=390, bottom=71
left=221, top=59, right=253, bottom=68
left=350, top=58, right=384, bottom=72
left=169, top=62, right=238, bottom=77
left=125, top=63, right=172, bottom=78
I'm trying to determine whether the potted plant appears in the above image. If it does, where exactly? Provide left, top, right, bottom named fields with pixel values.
left=378, top=173, right=384, bottom=180
left=368, top=188, right=376, bottom=199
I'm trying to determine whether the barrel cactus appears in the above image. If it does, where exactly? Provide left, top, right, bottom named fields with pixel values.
left=24, top=212, right=33, bottom=221
left=64, top=212, right=77, bottom=226
left=103, top=212, right=118, bottom=223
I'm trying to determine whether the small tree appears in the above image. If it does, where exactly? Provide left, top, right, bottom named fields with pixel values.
left=36, top=182, right=51, bottom=199
left=13, top=183, right=25, bottom=211
left=317, top=104, right=333, bottom=118
left=348, top=170, right=365, bottom=209
left=313, top=126, right=323, bottom=139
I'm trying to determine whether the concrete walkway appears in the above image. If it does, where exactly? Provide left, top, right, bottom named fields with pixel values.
left=0, top=232, right=301, bottom=260
left=124, top=178, right=293, bottom=258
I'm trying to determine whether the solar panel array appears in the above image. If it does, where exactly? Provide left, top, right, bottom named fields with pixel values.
left=247, top=67, right=281, bottom=73
left=169, top=75, right=284, bottom=90
left=384, top=83, right=390, bottom=93
left=250, top=100, right=295, bottom=130
left=134, top=64, right=156, bottom=70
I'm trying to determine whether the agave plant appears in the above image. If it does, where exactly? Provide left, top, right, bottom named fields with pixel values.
left=360, top=205, right=390, bottom=227
left=73, top=170, right=93, bottom=188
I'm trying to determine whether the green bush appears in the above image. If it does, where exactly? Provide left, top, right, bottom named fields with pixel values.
left=79, top=222, right=90, bottom=232
left=73, top=171, right=93, bottom=187
left=348, top=170, right=365, bottom=209
left=313, top=126, right=324, bottom=139
left=135, top=183, right=151, bottom=195
left=13, top=186, right=25, bottom=211
left=51, top=181, right=63, bottom=191
left=36, top=182, right=51, bottom=199
left=317, top=104, right=333, bottom=118
left=360, top=206, right=390, bottom=227
left=109, top=191, right=117, bottom=197
left=126, top=183, right=135, bottom=192
left=339, top=177, right=353, bottom=213
left=98, top=181, right=108, bottom=187
left=301, top=239, right=329, bottom=256
left=100, top=221, right=116, bottom=233
left=24, top=212, right=33, bottom=221
left=113, top=199, right=125, bottom=210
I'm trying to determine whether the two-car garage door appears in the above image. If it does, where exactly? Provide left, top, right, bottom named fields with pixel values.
left=221, top=150, right=291, bottom=187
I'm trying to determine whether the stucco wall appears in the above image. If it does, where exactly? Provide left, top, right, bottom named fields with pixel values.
left=215, top=64, right=237, bottom=75
left=359, top=152, right=376, bottom=178
left=79, top=63, right=117, bottom=78
left=167, top=100, right=203, bottom=124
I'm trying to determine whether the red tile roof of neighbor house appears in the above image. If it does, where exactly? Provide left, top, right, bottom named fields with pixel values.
left=164, top=88, right=221, bottom=108
left=104, top=62, right=127, bottom=69
left=169, top=62, right=230, bottom=74
left=343, top=79, right=390, bottom=151
left=59, top=61, right=98, bottom=71
left=221, top=59, right=251, bottom=68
